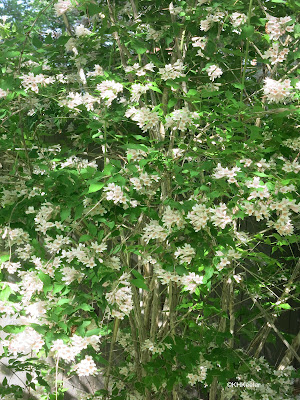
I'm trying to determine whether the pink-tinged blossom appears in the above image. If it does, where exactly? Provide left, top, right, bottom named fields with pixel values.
left=165, top=108, right=199, bottom=132
left=141, top=220, right=168, bottom=243
left=162, top=206, right=185, bottom=230
left=263, top=78, right=292, bottom=103
left=74, top=356, right=97, bottom=376
left=6, top=327, right=44, bottom=355
left=158, top=60, right=185, bottom=80
left=181, top=272, right=203, bottom=293
left=125, top=107, right=160, bottom=132
left=265, top=16, right=294, bottom=41
left=207, top=65, right=223, bottom=81
left=103, top=183, right=127, bottom=205
left=54, top=0, right=73, bottom=16
left=230, top=13, right=247, bottom=28
left=96, top=80, right=123, bottom=106
left=187, top=204, right=209, bottom=231
left=19, top=73, right=55, bottom=93
left=210, top=203, right=232, bottom=229
left=263, top=43, right=289, bottom=65
left=0, top=88, right=8, bottom=98
left=174, top=244, right=196, bottom=264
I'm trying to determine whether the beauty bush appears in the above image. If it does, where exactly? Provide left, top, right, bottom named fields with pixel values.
left=0, top=0, right=299, bottom=399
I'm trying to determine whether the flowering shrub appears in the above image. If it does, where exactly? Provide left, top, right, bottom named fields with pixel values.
left=0, top=1, right=299, bottom=400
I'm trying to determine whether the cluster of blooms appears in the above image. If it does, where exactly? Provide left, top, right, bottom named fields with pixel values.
left=187, top=203, right=209, bottom=231
left=245, top=177, right=270, bottom=201
left=174, top=244, right=196, bottom=264
left=61, top=243, right=97, bottom=268
left=83, top=198, right=107, bottom=217
left=200, top=8, right=225, bottom=31
left=265, top=15, right=294, bottom=41
left=124, top=62, right=155, bottom=76
left=141, top=220, right=169, bottom=243
left=143, top=25, right=165, bottom=41
left=96, top=80, right=123, bottom=106
left=141, top=339, right=172, bottom=355
left=280, top=157, right=300, bottom=173
left=210, top=203, right=232, bottom=229
left=17, top=271, right=43, bottom=304
left=263, top=43, right=289, bottom=65
left=165, top=108, right=199, bottom=132
left=65, top=37, right=78, bottom=55
left=0, top=301, right=20, bottom=316
left=105, top=273, right=133, bottom=319
left=267, top=199, right=300, bottom=235
left=60, top=156, right=97, bottom=170
left=19, top=73, right=55, bottom=93
left=116, top=330, right=135, bottom=353
left=130, top=83, right=151, bottom=102
left=274, top=183, right=296, bottom=195
left=187, top=365, right=207, bottom=385
left=105, top=256, right=122, bottom=270
left=282, top=137, right=300, bottom=151
left=263, top=78, right=292, bottom=103
left=1, top=227, right=30, bottom=246
left=34, top=203, right=57, bottom=234
left=75, top=24, right=92, bottom=37
left=103, top=183, right=127, bottom=205
left=125, top=107, right=160, bottom=132
left=126, top=148, right=147, bottom=162
left=54, top=0, right=74, bottom=16
left=130, top=171, right=160, bottom=192
left=44, top=235, right=71, bottom=254
left=162, top=206, right=185, bottom=230
left=0, top=88, right=8, bottom=98
left=191, top=36, right=207, bottom=57
left=207, top=65, right=223, bottom=81
left=154, top=265, right=181, bottom=285
left=86, top=64, right=104, bottom=78
left=213, top=163, right=241, bottom=184
left=51, top=335, right=100, bottom=364
left=4, top=327, right=44, bottom=355
left=0, top=261, right=21, bottom=274
left=215, top=247, right=241, bottom=271
left=60, top=92, right=100, bottom=112
left=230, top=12, right=247, bottom=28
left=62, top=266, right=84, bottom=285
left=181, top=272, right=204, bottom=293
left=158, top=60, right=185, bottom=80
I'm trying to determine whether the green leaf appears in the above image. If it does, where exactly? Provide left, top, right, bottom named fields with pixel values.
left=131, top=279, right=149, bottom=291
left=3, top=325, right=26, bottom=334
left=241, top=25, right=255, bottom=39
left=131, top=269, right=144, bottom=280
left=74, top=204, right=84, bottom=220
left=88, top=182, right=104, bottom=193
left=79, top=234, right=93, bottom=242
left=0, top=285, right=11, bottom=301
left=60, top=208, right=71, bottom=222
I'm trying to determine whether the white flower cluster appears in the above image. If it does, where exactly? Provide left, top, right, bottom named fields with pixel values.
left=158, top=60, right=185, bottom=80
left=130, top=83, right=151, bottom=102
left=62, top=266, right=84, bottom=285
left=230, top=13, right=247, bottom=28
left=75, top=24, right=92, bottom=37
left=60, top=92, right=100, bottom=112
left=125, top=107, right=160, bottom=132
left=210, top=203, right=232, bottom=229
left=263, top=78, right=291, bottom=103
left=162, top=206, right=185, bottom=230
left=165, top=107, right=199, bottom=132
left=191, top=36, right=207, bottom=57
left=263, top=43, right=289, bottom=65
left=5, top=327, right=44, bottom=355
left=106, top=256, right=121, bottom=270
left=124, top=62, right=155, bottom=76
left=18, top=271, right=43, bottom=303
left=44, top=235, right=71, bottom=254
left=19, top=73, right=55, bottom=93
left=96, top=80, right=123, bottom=106
left=213, top=163, right=241, bottom=184
left=103, top=183, right=127, bottom=205
left=187, top=203, right=209, bottom=231
left=86, top=64, right=104, bottom=78
left=141, top=339, right=172, bottom=355
left=54, top=0, right=73, bottom=16
left=207, top=65, right=223, bottom=81
left=265, top=15, right=294, bottom=41
left=0, top=301, right=19, bottom=316
left=215, top=247, right=241, bottom=271
left=117, top=331, right=135, bottom=353
left=246, top=177, right=270, bottom=201
left=187, top=366, right=207, bottom=385
left=60, top=155, right=97, bottom=170
left=34, top=203, right=57, bottom=234
left=141, top=220, right=169, bottom=243
left=0, top=88, right=8, bottom=98
left=174, top=244, right=196, bottom=264
left=1, top=261, right=21, bottom=274
left=126, top=148, right=147, bottom=162
left=130, top=171, right=159, bottom=192
left=181, top=272, right=203, bottom=293
left=51, top=335, right=100, bottom=363
left=105, top=273, right=133, bottom=319
left=200, top=9, right=225, bottom=31
left=154, top=265, right=182, bottom=285
left=62, top=243, right=96, bottom=268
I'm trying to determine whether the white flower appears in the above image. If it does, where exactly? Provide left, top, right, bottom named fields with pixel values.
left=75, top=24, right=91, bottom=37
left=0, top=88, right=8, bottom=98
left=263, top=78, right=292, bottom=103
left=207, top=65, right=223, bottom=81
left=96, top=80, right=123, bottom=106
left=174, top=244, right=196, bottom=264
left=230, top=13, right=247, bottom=28
left=141, top=220, right=168, bottom=243
left=54, top=0, right=73, bottom=16
left=158, top=60, right=185, bottom=80
left=74, top=356, right=97, bottom=376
